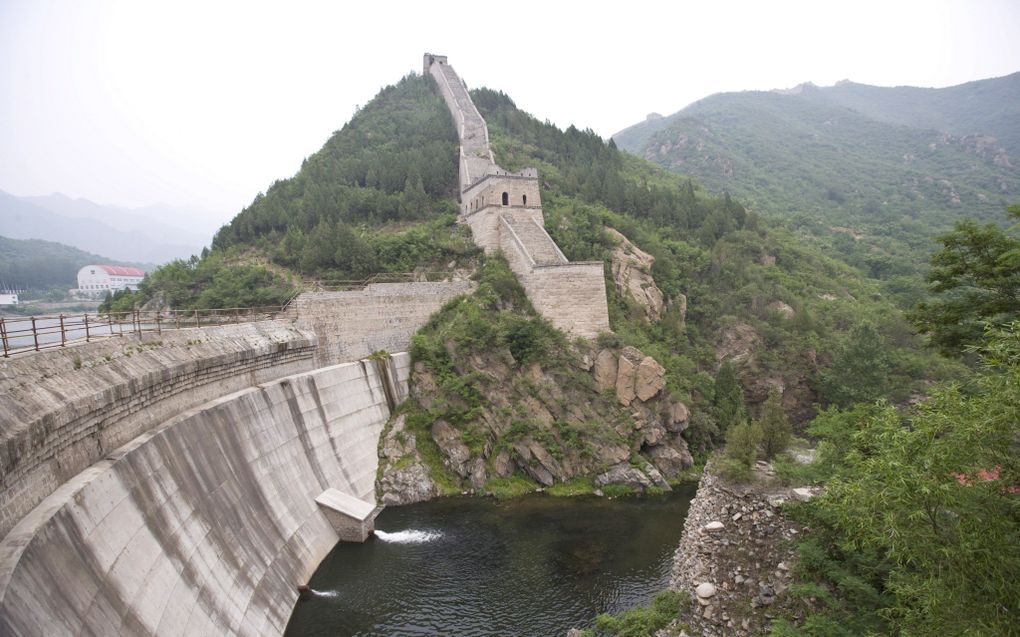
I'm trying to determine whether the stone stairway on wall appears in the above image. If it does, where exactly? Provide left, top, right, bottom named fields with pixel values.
left=503, top=218, right=567, bottom=266
left=425, top=53, right=610, bottom=337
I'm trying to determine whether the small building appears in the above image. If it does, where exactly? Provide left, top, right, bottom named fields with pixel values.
left=0, top=292, right=18, bottom=306
left=76, top=265, right=145, bottom=296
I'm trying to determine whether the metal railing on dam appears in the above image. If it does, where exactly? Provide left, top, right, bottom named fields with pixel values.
left=0, top=306, right=289, bottom=358
left=0, top=271, right=462, bottom=358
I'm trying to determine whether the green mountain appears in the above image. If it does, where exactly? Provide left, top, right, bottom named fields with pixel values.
left=0, top=235, right=130, bottom=291
left=613, top=75, right=1019, bottom=299
left=127, top=73, right=960, bottom=433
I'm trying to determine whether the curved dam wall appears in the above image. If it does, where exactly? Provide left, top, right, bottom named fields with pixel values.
left=0, top=353, right=409, bottom=636
left=0, top=322, right=318, bottom=541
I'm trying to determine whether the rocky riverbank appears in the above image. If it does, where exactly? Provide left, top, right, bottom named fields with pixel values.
left=662, top=459, right=818, bottom=636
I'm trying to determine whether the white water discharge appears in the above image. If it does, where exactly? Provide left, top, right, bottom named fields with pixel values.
left=310, top=589, right=340, bottom=599
left=374, top=529, right=443, bottom=544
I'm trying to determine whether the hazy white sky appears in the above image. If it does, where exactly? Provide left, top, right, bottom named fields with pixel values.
left=2, top=0, right=1019, bottom=225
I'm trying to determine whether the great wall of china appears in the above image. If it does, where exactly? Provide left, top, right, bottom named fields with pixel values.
left=0, top=54, right=611, bottom=636
left=425, top=54, right=611, bottom=337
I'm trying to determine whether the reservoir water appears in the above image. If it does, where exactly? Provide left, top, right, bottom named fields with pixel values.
left=286, top=485, right=696, bottom=636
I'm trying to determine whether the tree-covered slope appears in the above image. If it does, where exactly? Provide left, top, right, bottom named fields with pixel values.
left=106, top=75, right=480, bottom=312
left=0, top=235, right=131, bottom=291
left=211, top=74, right=475, bottom=278
left=613, top=84, right=1018, bottom=299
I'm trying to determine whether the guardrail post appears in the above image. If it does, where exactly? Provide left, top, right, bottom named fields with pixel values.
left=156, top=311, right=161, bottom=334
left=59, top=314, right=66, bottom=347
left=0, top=317, right=8, bottom=358
left=31, top=316, right=39, bottom=352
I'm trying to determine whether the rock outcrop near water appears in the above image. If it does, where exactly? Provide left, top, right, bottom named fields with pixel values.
left=378, top=332, right=694, bottom=502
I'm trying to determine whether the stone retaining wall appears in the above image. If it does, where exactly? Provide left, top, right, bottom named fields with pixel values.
left=289, top=281, right=475, bottom=368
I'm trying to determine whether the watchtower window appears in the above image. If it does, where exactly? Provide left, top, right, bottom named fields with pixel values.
left=501, top=192, right=509, bottom=206
left=522, top=194, right=527, bottom=206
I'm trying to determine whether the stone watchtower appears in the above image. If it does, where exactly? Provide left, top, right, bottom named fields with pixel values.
left=424, top=53, right=610, bottom=337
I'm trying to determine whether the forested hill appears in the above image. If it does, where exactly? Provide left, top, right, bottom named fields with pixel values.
left=0, top=235, right=127, bottom=291
left=613, top=76, right=1019, bottom=296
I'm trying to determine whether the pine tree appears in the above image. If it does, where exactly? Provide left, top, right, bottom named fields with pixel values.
left=758, top=389, right=791, bottom=460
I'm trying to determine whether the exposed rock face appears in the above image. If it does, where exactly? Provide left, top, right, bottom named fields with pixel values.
left=377, top=414, right=438, bottom=505
left=636, top=356, right=666, bottom=401
left=607, top=227, right=665, bottom=322
left=646, top=443, right=694, bottom=480
left=431, top=420, right=472, bottom=477
left=399, top=337, right=695, bottom=499
left=614, top=346, right=667, bottom=406
left=715, top=322, right=761, bottom=364
left=768, top=300, right=795, bottom=319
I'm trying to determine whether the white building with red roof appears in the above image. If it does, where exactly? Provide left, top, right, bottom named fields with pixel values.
left=76, top=265, right=146, bottom=296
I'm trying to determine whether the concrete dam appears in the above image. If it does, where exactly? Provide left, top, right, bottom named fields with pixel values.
left=0, top=279, right=470, bottom=636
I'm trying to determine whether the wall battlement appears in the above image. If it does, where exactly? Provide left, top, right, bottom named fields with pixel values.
left=424, top=53, right=610, bottom=337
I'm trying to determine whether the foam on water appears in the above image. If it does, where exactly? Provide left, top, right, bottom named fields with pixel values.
left=374, top=529, right=442, bottom=544
left=310, top=589, right=339, bottom=599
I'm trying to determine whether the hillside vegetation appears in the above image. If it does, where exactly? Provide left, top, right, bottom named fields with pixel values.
left=0, top=235, right=127, bottom=292
left=614, top=76, right=1019, bottom=304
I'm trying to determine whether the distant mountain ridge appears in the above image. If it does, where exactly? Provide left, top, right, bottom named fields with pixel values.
left=0, top=191, right=214, bottom=264
left=612, top=72, right=1019, bottom=285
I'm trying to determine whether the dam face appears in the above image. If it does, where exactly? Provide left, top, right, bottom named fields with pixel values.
left=0, top=278, right=471, bottom=636
left=0, top=351, right=410, bottom=636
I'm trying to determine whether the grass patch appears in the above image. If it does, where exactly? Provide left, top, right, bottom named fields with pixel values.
left=547, top=476, right=596, bottom=497
left=601, top=484, right=636, bottom=498
left=484, top=474, right=538, bottom=500
left=586, top=590, right=690, bottom=636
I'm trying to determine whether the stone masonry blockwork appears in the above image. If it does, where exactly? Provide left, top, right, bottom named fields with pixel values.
left=424, top=53, right=611, bottom=337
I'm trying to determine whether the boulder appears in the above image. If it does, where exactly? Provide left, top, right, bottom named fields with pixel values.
left=666, top=401, right=690, bottom=432
left=792, top=487, right=818, bottom=502
left=642, top=462, right=672, bottom=490
left=768, top=300, right=796, bottom=319
left=635, top=356, right=666, bottom=401
left=606, top=227, right=665, bottom=322
left=595, top=462, right=654, bottom=492
left=645, top=441, right=693, bottom=479
left=696, top=582, right=717, bottom=599
left=491, top=449, right=514, bottom=478
left=513, top=439, right=561, bottom=486
left=381, top=414, right=414, bottom=460
left=591, top=440, right=631, bottom=465
left=641, top=423, right=668, bottom=447
left=616, top=352, right=639, bottom=406
left=593, top=348, right=618, bottom=393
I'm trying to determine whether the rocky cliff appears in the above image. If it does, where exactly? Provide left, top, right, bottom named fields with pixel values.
left=377, top=258, right=695, bottom=503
